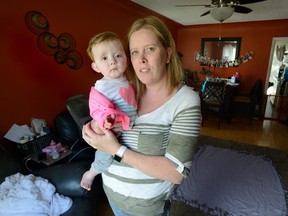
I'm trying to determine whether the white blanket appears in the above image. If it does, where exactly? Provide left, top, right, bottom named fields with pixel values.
left=0, top=173, right=72, bottom=216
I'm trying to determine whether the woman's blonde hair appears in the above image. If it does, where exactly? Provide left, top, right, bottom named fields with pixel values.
left=127, top=16, right=183, bottom=99
left=87, top=31, right=125, bottom=61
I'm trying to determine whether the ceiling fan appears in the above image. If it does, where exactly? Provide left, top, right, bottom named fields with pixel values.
left=176, top=0, right=267, bottom=22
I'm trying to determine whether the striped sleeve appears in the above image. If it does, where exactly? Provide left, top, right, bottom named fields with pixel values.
left=165, top=105, right=201, bottom=172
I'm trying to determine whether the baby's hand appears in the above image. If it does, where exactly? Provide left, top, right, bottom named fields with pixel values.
left=104, top=114, right=116, bottom=130
left=111, top=122, right=123, bottom=137
left=90, top=120, right=105, bottom=135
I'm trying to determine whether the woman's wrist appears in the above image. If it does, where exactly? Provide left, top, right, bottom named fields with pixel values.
left=113, top=145, right=127, bottom=162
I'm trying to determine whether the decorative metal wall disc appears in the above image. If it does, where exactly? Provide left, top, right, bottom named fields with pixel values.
left=54, top=50, right=67, bottom=64
left=25, top=11, right=49, bottom=35
left=58, top=33, right=76, bottom=51
left=66, top=50, right=83, bottom=70
left=25, top=10, right=83, bottom=70
left=37, top=32, right=58, bottom=56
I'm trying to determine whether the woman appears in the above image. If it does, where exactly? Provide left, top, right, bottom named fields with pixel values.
left=82, top=16, right=201, bottom=216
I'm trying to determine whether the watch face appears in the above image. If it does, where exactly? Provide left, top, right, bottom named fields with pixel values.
left=113, top=154, right=122, bottom=162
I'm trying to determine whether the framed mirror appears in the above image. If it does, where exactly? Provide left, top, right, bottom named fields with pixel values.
left=200, top=37, right=241, bottom=66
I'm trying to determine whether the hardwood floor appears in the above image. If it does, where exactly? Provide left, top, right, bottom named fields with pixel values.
left=200, top=117, right=288, bottom=152
left=98, top=117, right=288, bottom=215
left=95, top=201, right=114, bottom=216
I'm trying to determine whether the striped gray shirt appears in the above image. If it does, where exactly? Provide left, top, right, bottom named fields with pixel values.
left=103, top=85, right=201, bottom=216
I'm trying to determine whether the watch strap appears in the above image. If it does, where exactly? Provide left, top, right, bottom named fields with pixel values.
left=113, top=145, right=127, bottom=162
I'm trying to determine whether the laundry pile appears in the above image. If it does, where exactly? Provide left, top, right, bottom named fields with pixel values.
left=0, top=173, right=72, bottom=216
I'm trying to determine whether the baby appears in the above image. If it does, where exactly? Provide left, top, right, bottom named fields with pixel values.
left=80, top=32, right=137, bottom=191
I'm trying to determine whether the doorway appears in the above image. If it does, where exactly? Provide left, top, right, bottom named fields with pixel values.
left=264, top=37, right=288, bottom=121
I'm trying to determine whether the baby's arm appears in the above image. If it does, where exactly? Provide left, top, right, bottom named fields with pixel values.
left=104, top=114, right=122, bottom=137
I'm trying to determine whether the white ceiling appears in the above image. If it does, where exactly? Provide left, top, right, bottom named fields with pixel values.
left=131, top=0, right=288, bottom=25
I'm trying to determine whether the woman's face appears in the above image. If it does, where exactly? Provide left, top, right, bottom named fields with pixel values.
left=129, top=28, right=171, bottom=87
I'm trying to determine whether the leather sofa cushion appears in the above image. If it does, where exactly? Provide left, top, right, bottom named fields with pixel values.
left=34, top=160, right=91, bottom=197
left=0, top=145, right=25, bottom=184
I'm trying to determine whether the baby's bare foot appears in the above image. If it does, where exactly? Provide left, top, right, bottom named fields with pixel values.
left=80, top=170, right=97, bottom=191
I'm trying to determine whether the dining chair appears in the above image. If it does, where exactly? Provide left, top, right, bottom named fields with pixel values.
left=200, top=80, right=226, bottom=129
left=233, top=79, right=263, bottom=124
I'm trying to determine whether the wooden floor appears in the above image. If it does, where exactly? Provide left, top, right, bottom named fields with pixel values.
left=95, top=201, right=114, bottom=216
left=201, top=116, right=288, bottom=152
left=98, top=117, right=288, bottom=215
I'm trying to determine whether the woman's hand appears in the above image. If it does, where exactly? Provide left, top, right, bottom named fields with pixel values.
left=82, top=121, right=121, bottom=155
left=90, top=119, right=105, bottom=135
left=84, top=121, right=183, bottom=183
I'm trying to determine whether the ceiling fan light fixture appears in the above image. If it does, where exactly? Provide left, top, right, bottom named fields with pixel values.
left=210, top=7, right=235, bottom=22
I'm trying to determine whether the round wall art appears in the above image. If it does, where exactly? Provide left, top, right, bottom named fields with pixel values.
left=25, top=11, right=49, bottom=35
left=66, top=50, right=83, bottom=70
left=37, top=32, right=58, bottom=56
left=25, top=10, right=83, bottom=70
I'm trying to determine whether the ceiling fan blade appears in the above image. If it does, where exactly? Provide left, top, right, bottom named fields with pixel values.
left=238, top=0, right=266, bottom=5
left=232, top=5, right=252, bottom=14
left=175, top=4, right=211, bottom=7
left=200, top=10, right=211, bottom=17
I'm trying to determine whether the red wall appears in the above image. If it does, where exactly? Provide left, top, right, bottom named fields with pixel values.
left=177, top=20, right=288, bottom=92
left=1, top=0, right=288, bottom=138
left=0, top=0, right=181, bottom=137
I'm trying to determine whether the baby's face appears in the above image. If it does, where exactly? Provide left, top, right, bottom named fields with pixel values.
left=91, top=39, right=128, bottom=79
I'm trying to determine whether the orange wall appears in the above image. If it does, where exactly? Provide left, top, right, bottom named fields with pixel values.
left=0, top=0, right=181, bottom=137
left=177, top=19, right=288, bottom=92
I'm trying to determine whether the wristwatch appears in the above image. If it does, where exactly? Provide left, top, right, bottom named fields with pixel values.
left=113, top=145, right=127, bottom=162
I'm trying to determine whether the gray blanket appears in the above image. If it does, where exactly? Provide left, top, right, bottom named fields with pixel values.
left=168, top=135, right=288, bottom=216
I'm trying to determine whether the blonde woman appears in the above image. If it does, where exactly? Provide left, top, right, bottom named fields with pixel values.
left=82, top=16, right=201, bottom=216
